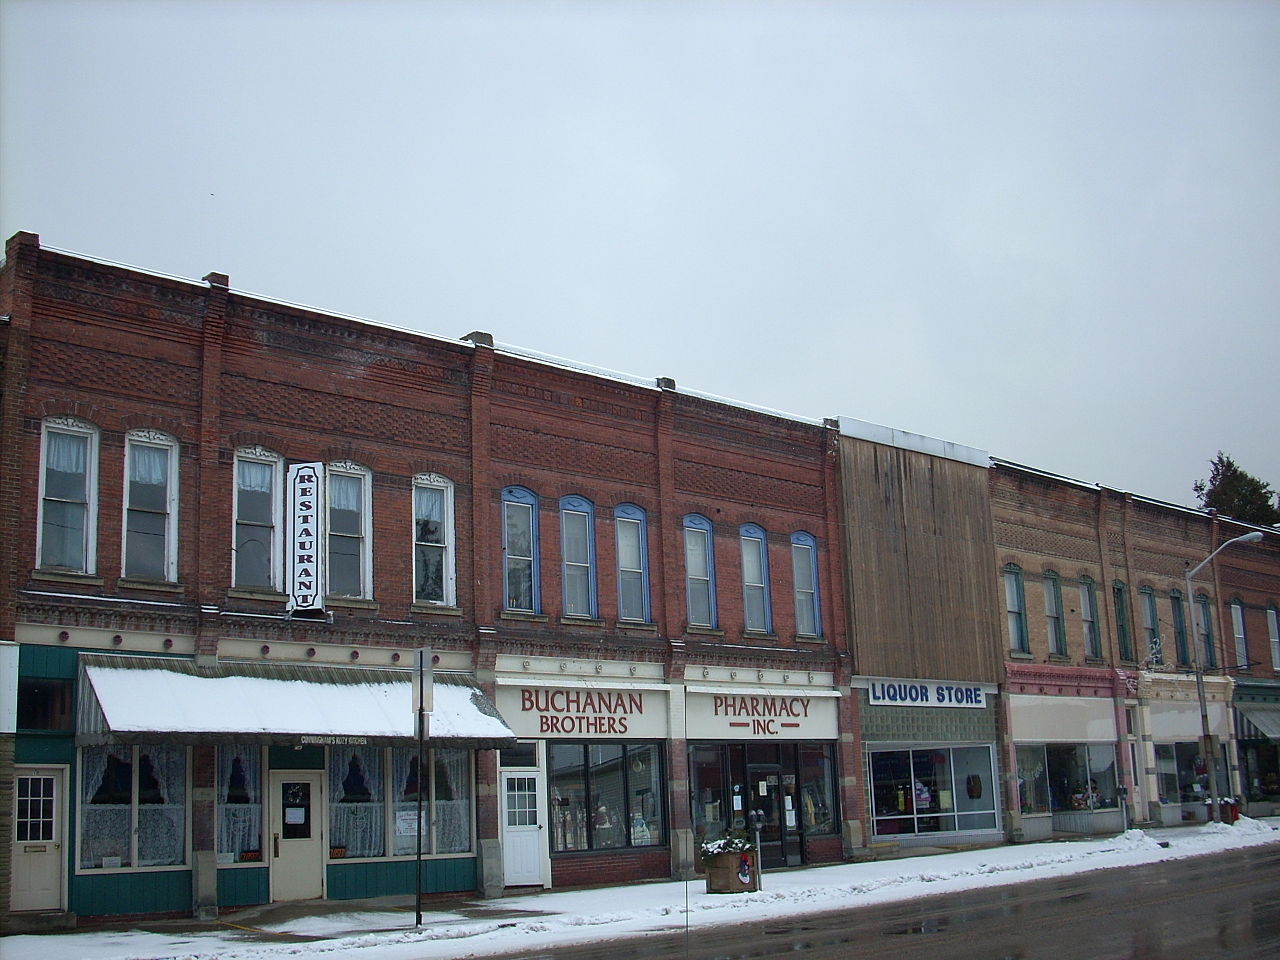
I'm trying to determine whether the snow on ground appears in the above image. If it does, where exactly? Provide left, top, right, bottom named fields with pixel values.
left=6, top=818, right=1278, bottom=960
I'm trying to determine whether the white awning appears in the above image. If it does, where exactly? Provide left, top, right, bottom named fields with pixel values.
left=76, top=654, right=516, bottom=749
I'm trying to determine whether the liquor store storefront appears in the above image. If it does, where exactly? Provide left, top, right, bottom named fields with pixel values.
left=857, top=676, right=1002, bottom=846
left=686, top=684, right=842, bottom=868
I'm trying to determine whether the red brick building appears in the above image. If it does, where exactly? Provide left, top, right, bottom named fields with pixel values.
left=0, top=233, right=850, bottom=924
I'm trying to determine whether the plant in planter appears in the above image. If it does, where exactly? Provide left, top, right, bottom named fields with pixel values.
left=699, top=832, right=758, bottom=893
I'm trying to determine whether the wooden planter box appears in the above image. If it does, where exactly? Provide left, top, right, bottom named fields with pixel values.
left=704, top=850, right=759, bottom=894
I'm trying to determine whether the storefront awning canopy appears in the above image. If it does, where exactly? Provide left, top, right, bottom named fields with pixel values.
left=1237, top=702, right=1280, bottom=742
left=76, top=654, right=517, bottom=749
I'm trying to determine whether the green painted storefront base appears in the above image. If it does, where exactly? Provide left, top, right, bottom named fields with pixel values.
left=326, top=857, right=478, bottom=900
left=72, top=870, right=192, bottom=917
left=218, top=866, right=270, bottom=908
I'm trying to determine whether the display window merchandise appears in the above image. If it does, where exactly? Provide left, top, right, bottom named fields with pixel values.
left=868, top=745, right=997, bottom=837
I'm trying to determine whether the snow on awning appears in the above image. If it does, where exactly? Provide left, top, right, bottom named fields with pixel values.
left=76, top=654, right=516, bottom=749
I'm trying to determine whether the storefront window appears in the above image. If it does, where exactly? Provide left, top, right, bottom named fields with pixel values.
left=1016, top=745, right=1050, bottom=814
left=217, top=744, right=262, bottom=862
left=329, top=748, right=384, bottom=858
left=870, top=746, right=997, bottom=837
left=549, top=742, right=666, bottom=853
left=80, top=744, right=186, bottom=869
left=434, top=748, right=472, bottom=853
left=1045, top=744, right=1118, bottom=810
left=690, top=745, right=728, bottom=842
left=1154, top=743, right=1179, bottom=803
left=797, top=744, right=835, bottom=835
left=391, top=749, right=428, bottom=857
left=1162, top=741, right=1228, bottom=804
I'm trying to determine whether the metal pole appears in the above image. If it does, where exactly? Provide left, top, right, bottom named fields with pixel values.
left=1184, top=531, right=1263, bottom=824
left=417, top=655, right=427, bottom=926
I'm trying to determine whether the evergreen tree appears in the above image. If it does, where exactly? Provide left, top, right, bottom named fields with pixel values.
left=1193, top=452, right=1280, bottom=526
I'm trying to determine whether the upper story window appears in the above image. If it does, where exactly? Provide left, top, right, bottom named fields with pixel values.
left=502, top=486, right=539, bottom=613
left=38, top=416, right=98, bottom=574
left=1079, top=577, right=1100, bottom=659
left=1003, top=564, right=1028, bottom=653
left=1113, top=581, right=1134, bottom=662
left=1268, top=607, right=1280, bottom=671
left=740, top=524, right=771, bottom=633
left=233, top=447, right=282, bottom=591
left=1140, top=587, right=1160, bottom=664
left=1231, top=600, right=1249, bottom=670
left=683, top=514, right=717, bottom=628
left=614, top=504, right=650, bottom=623
left=791, top=532, right=820, bottom=638
left=1195, top=594, right=1216, bottom=670
left=123, top=429, right=179, bottom=582
left=327, top=460, right=371, bottom=599
left=413, top=474, right=455, bottom=606
left=1169, top=590, right=1190, bottom=666
left=560, top=496, right=597, bottom=618
left=1043, top=571, right=1065, bottom=656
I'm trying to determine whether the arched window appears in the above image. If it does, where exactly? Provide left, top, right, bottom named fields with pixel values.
left=683, top=514, right=716, bottom=628
left=327, top=460, right=372, bottom=598
left=124, top=429, right=180, bottom=582
left=1003, top=564, right=1028, bottom=653
left=413, top=473, right=455, bottom=605
left=1043, top=571, right=1065, bottom=656
left=1112, top=581, right=1134, bottom=662
left=615, top=504, right=650, bottom=623
left=38, top=416, right=99, bottom=574
left=560, top=496, right=597, bottom=618
left=740, top=524, right=771, bottom=633
left=1078, top=576, right=1100, bottom=659
left=1169, top=589, right=1190, bottom=666
left=791, top=532, right=820, bottom=638
left=1230, top=600, right=1249, bottom=670
left=503, top=486, right=539, bottom=613
left=234, top=446, right=282, bottom=590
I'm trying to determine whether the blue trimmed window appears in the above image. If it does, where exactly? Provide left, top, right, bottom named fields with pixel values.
left=740, top=524, right=771, bottom=633
left=615, top=504, right=650, bottom=623
left=790, top=532, right=821, bottom=638
left=1043, top=571, right=1065, bottom=656
left=560, top=496, right=597, bottom=618
left=1004, top=564, right=1028, bottom=653
left=683, top=514, right=716, bottom=628
left=503, top=486, right=539, bottom=613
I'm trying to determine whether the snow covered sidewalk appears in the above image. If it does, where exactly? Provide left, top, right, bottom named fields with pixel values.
left=6, top=818, right=1278, bottom=960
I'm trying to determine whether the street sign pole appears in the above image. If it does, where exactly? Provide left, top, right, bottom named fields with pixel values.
left=413, top=649, right=433, bottom=926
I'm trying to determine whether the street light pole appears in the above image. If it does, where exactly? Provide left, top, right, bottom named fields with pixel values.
left=1185, top=530, right=1263, bottom=823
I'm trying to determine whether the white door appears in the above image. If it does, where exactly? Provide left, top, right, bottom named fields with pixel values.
left=11, top=767, right=65, bottom=912
left=501, top=771, right=546, bottom=887
left=268, top=771, right=325, bottom=902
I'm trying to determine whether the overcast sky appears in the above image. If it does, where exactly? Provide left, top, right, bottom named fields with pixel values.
left=3, top=0, right=1277, bottom=509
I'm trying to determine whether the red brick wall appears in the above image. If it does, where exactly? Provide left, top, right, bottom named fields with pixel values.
left=549, top=848, right=671, bottom=888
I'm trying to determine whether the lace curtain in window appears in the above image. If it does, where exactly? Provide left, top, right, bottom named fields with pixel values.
left=434, top=749, right=472, bottom=853
left=130, top=444, right=169, bottom=486
left=391, top=747, right=430, bottom=856
left=137, top=745, right=186, bottom=866
left=217, top=744, right=262, bottom=860
left=81, top=745, right=132, bottom=868
left=329, top=748, right=384, bottom=857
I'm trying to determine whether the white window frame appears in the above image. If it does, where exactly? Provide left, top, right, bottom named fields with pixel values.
left=326, top=460, right=373, bottom=599
left=232, top=446, right=283, bottom=591
left=37, top=416, right=99, bottom=574
left=502, top=486, right=540, bottom=613
left=412, top=473, right=456, bottom=606
left=122, top=429, right=180, bottom=582
left=684, top=515, right=716, bottom=628
left=76, top=744, right=191, bottom=873
left=560, top=496, right=596, bottom=619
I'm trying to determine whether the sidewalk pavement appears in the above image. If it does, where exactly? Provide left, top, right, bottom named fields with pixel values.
left=16, top=817, right=1280, bottom=952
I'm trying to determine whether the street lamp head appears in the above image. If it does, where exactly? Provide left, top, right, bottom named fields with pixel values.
left=1236, top=531, right=1264, bottom=544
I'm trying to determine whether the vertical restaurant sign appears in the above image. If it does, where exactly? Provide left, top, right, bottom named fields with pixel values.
left=286, top=462, right=325, bottom=612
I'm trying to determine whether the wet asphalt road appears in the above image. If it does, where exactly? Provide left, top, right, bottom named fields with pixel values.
left=502, top=844, right=1280, bottom=960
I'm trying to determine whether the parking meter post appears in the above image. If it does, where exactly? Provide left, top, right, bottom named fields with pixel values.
left=749, top=808, right=765, bottom=890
